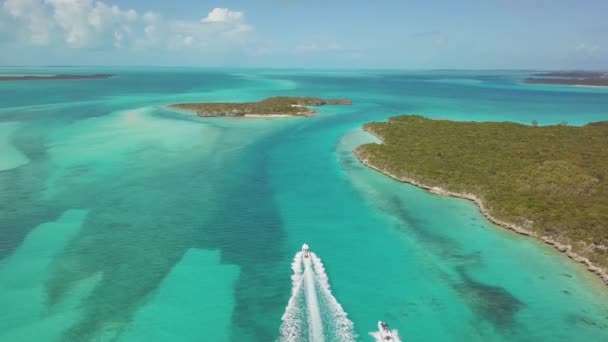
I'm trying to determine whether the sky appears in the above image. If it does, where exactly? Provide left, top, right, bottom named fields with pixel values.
left=0, top=0, right=607, bottom=69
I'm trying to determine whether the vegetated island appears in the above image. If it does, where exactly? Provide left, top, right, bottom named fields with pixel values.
left=354, top=115, right=608, bottom=283
left=169, top=96, right=352, bottom=117
left=0, top=74, right=114, bottom=81
left=524, top=71, right=608, bottom=87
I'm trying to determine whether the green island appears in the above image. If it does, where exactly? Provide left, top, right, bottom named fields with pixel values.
left=355, top=115, right=608, bottom=280
left=0, top=74, right=114, bottom=81
left=524, top=71, right=608, bottom=87
left=169, top=96, right=352, bottom=117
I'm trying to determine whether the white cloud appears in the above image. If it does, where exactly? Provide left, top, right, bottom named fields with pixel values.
left=4, top=0, right=36, bottom=16
left=46, top=0, right=95, bottom=47
left=135, top=8, right=252, bottom=50
left=143, top=11, right=161, bottom=23
left=202, top=8, right=243, bottom=24
left=0, top=1, right=253, bottom=50
left=3, top=0, right=55, bottom=44
left=88, top=2, right=137, bottom=31
left=200, top=7, right=252, bottom=36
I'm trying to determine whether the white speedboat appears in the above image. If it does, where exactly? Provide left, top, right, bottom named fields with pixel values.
left=302, top=243, right=310, bottom=258
left=378, top=321, right=393, bottom=340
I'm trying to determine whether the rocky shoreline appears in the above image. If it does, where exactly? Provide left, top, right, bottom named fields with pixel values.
left=354, top=128, right=608, bottom=285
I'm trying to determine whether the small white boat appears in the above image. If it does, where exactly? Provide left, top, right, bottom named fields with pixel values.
left=378, top=321, right=394, bottom=340
left=302, top=243, right=310, bottom=259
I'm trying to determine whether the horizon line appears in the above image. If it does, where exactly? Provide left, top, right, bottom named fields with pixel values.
left=2, top=65, right=607, bottom=72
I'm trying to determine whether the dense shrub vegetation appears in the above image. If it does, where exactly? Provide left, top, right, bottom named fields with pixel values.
left=356, top=115, right=608, bottom=266
left=171, top=97, right=351, bottom=117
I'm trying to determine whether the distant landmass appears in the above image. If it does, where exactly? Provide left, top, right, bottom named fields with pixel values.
left=0, top=74, right=114, bottom=81
left=355, top=115, right=608, bottom=282
left=524, top=71, right=608, bottom=87
left=170, top=96, right=352, bottom=117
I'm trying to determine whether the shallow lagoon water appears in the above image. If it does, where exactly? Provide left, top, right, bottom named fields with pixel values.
left=0, top=122, right=29, bottom=171
left=1, top=68, right=608, bottom=341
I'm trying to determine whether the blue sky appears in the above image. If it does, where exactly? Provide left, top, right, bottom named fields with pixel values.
left=1, top=0, right=607, bottom=69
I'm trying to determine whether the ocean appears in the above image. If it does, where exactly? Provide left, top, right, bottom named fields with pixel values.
left=1, top=68, right=608, bottom=341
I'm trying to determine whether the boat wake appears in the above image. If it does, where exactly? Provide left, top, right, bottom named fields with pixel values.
left=369, top=330, right=402, bottom=342
left=279, top=248, right=356, bottom=342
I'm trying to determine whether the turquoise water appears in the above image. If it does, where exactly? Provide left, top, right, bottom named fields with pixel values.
left=1, top=68, right=608, bottom=341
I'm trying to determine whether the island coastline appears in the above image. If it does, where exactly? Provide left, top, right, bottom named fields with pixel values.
left=243, top=114, right=295, bottom=118
left=523, top=71, right=608, bottom=87
left=0, top=74, right=114, bottom=81
left=163, top=106, right=301, bottom=119
left=354, top=124, right=608, bottom=285
left=169, top=96, right=352, bottom=118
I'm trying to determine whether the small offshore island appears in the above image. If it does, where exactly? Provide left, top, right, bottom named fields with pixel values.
left=170, top=96, right=352, bottom=117
left=0, top=74, right=114, bottom=81
left=524, top=71, right=608, bottom=87
left=355, top=115, right=608, bottom=282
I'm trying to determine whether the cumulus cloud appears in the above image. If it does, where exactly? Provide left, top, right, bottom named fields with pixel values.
left=0, top=1, right=253, bottom=50
left=133, top=9, right=252, bottom=51
left=201, top=7, right=252, bottom=36
left=3, top=0, right=55, bottom=44
left=46, top=0, right=129, bottom=47
left=202, top=8, right=243, bottom=23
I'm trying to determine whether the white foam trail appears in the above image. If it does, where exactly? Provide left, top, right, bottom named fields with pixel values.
left=279, top=251, right=356, bottom=342
left=369, top=330, right=402, bottom=342
left=304, top=258, right=325, bottom=341
left=291, top=252, right=304, bottom=289
left=279, top=252, right=306, bottom=341
left=310, top=253, right=356, bottom=342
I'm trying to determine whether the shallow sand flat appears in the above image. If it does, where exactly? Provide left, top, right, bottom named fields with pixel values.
left=119, top=249, right=239, bottom=341
left=43, top=107, right=220, bottom=199
left=0, top=122, right=29, bottom=171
